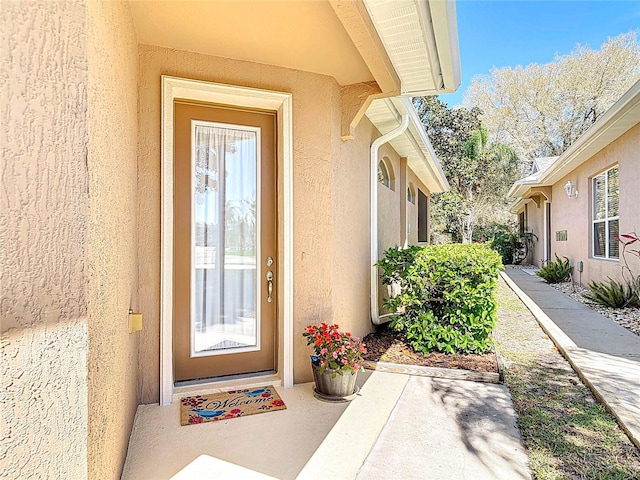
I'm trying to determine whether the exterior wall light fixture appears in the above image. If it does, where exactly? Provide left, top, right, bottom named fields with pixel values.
left=564, top=180, right=578, bottom=198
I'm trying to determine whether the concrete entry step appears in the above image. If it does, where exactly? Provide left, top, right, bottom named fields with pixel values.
left=296, top=371, right=409, bottom=480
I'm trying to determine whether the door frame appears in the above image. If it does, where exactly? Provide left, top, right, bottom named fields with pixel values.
left=160, top=76, right=294, bottom=406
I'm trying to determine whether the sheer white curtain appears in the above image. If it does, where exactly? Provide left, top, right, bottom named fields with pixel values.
left=193, top=124, right=258, bottom=354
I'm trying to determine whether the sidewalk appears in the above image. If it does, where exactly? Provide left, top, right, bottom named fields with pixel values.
left=502, top=268, right=640, bottom=450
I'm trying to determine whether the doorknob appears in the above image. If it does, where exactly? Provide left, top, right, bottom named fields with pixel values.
left=266, top=271, right=274, bottom=303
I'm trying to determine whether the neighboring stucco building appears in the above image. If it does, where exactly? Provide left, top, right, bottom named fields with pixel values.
left=507, top=79, right=640, bottom=285
left=2, top=1, right=459, bottom=478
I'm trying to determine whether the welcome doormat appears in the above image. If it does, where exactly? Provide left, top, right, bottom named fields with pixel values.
left=180, top=386, right=286, bottom=426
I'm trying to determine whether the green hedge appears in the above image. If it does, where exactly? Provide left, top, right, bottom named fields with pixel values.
left=490, top=232, right=519, bottom=265
left=377, top=243, right=502, bottom=354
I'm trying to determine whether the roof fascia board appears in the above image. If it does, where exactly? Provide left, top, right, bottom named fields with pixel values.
left=414, top=0, right=445, bottom=93
left=507, top=183, right=526, bottom=199
left=423, top=0, right=461, bottom=93
left=507, top=174, right=545, bottom=199
left=540, top=79, right=640, bottom=185
left=329, top=0, right=401, bottom=94
left=509, top=198, right=532, bottom=214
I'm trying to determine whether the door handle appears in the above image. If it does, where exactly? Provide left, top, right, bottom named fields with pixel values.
left=266, top=271, right=274, bottom=303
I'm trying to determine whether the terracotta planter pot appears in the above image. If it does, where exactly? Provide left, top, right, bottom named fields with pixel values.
left=311, top=362, right=358, bottom=398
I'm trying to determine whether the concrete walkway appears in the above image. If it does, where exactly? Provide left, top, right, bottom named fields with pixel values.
left=502, top=268, right=640, bottom=450
left=352, top=376, right=530, bottom=480
left=122, top=370, right=531, bottom=479
left=299, top=372, right=530, bottom=480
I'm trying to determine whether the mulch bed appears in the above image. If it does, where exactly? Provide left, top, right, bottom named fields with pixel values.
left=362, top=328, right=499, bottom=374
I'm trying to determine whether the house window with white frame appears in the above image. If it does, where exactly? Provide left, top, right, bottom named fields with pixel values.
left=378, top=158, right=395, bottom=191
left=407, top=182, right=416, bottom=204
left=592, top=165, right=619, bottom=259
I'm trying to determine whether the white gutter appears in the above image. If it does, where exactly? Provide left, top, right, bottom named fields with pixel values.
left=370, top=114, right=410, bottom=325
left=396, top=97, right=450, bottom=193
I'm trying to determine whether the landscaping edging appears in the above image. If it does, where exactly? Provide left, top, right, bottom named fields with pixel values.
left=362, top=360, right=501, bottom=384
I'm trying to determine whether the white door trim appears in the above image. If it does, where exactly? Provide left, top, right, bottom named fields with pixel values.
left=543, top=200, right=548, bottom=263
left=160, top=76, right=294, bottom=406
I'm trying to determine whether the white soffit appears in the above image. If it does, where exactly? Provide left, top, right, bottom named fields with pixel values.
left=363, top=0, right=461, bottom=95
left=366, top=97, right=450, bottom=193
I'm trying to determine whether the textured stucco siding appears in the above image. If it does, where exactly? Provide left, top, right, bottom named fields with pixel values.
left=377, top=148, right=403, bottom=253
left=86, top=1, right=139, bottom=479
left=1, top=1, right=90, bottom=478
left=406, top=169, right=430, bottom=246
left=551, top=123, right=640, bottom=285
left=1, top=2, right=141, bottom=479
left=331, top=111, right=378, bottom=340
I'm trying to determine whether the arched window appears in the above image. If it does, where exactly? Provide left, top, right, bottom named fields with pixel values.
left=377, top=157, right=395, bottom=190
left=407, top=182, right=416, bottom=204
left=378, top=160, right=390, bottom=188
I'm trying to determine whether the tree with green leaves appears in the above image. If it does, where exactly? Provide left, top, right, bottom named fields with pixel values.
left=465, top=31, right=640, bottom=167
left=414, top=96, right=520, bottom=243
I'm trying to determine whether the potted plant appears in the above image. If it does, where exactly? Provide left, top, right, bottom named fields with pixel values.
left=303, top=323, right=366, bottom=401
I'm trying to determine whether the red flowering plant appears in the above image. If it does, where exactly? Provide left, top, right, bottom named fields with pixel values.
left=303, top=323, right=367, bottom=376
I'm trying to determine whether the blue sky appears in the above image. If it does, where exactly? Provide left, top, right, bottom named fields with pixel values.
left=438, top=1, right=640, bottom=107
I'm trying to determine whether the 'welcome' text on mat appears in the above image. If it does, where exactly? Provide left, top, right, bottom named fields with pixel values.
left=180, top=386, right=286, bottom=426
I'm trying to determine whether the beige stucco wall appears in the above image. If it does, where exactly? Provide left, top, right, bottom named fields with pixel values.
left=377, top=150, right=403, bottom=254
left=551, top=123, right=640, bottom=285
left=137, top=45, right=391, bottom=399
left=406, top=169, right=430, bottom=245
left=1, top=2, right=141, bottom=478
left=520, top=196, right=547, bottom=266
left=86, top=1, right=140, bottom=478
left=331, top=114, right=378, bottom=341
left=1, top=1, right=90, bottom=478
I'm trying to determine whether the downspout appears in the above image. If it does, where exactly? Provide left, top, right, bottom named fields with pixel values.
left=371, top=114, right=410, bottom=325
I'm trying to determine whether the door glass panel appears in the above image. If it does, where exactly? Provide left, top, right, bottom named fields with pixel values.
left=192, top=121, right=259, bottom=356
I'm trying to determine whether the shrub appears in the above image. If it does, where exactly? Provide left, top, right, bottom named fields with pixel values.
left=583, top=276, right=640, bottom=308
left=490, top=232, right=519, bottom=265
left=619, top=232, right=640, bottom=301
left=377, top=244, right=503, bottom=354
left=536, top=254, right=572, bottom=283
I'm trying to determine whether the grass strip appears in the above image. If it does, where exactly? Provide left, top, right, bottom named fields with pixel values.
left=494, top=277, right=640, bottom=480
